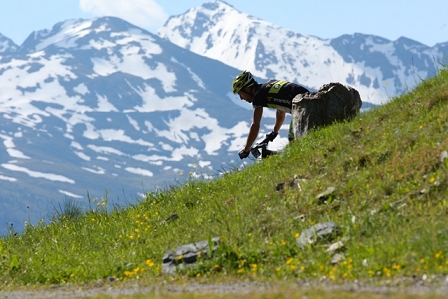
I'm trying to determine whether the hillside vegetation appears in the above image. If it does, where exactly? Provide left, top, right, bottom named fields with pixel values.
left=1, top=68, right=448, bottom=290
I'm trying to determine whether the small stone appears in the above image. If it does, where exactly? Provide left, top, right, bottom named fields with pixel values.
left=440, top=151, right=448, bottom=163
left=331, top=253, right=345, bottom=265
left=294, top=214, right=306, bottom=222
left=325, top=241, right=345, bottom=253
left=317, top=187, right=336, bottom=204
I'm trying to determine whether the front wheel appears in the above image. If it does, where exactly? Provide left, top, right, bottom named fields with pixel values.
left=261, top=148, right=276, bottom=158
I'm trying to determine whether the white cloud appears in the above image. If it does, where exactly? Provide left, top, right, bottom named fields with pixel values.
left=79, top=0, right=168, bottom=31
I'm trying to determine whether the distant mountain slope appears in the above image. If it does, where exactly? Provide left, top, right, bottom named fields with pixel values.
left=0, top=33, right=18, bottom=53
left=0, top=17, right=275, bottom=233
left=158, top=0, right=448, bottom=105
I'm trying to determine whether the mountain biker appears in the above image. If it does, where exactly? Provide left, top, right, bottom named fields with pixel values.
left=232, top=70, right=309, bottom=159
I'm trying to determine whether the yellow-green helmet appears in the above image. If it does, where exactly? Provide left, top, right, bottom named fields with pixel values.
left=232, top=71, right=256, bottom=94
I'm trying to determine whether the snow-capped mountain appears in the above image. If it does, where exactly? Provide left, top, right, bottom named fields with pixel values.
left=0, top=33, right=18, bottom=54
left=0, top=17, right=276, bottom=233
left=158, top=1, right=448, bottom=105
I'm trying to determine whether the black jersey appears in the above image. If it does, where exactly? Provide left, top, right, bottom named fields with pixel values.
left=252, top=79, right=309, bottom=113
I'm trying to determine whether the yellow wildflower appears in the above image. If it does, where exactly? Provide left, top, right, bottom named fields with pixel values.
left=146, top=259, right=155, bottom=267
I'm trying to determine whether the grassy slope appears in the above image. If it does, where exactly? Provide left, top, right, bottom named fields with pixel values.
left=1, top=69, right=447, bottom=287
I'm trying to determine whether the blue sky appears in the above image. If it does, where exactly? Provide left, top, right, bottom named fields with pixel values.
left=0, top=0, right=447, bottom=47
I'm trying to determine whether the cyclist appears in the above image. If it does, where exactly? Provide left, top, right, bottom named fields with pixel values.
left=232, top=70, right=309, bottom=159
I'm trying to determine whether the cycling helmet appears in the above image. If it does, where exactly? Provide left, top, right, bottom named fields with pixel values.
left=232, top=71, right=256, bottom=94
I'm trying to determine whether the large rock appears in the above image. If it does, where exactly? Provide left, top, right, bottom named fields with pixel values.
left=296, top=222, right=341, bottom=249
left=162, top=237, right=220, bottom=275
left=292, top=82, right=362, bottom=138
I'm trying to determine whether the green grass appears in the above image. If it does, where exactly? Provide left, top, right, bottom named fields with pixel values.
left=1, top=68, right=448, bottom=294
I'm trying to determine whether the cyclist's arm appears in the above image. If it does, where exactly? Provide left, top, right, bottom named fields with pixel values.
left=244, top=107, right=263, bottom=152
left=274, top=109, right=286, bottom=133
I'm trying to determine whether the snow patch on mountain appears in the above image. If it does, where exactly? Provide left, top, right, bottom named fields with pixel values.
left=1, top=134, right=30, bottom=159
left=2, top=163, right=75, bottom=183
left=59, top=190, right=83, bottom=198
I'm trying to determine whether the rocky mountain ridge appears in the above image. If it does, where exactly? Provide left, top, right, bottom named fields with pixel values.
left=159, top=1, right=448, bottom=104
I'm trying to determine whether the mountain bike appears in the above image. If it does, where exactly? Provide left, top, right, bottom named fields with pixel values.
left=250, top=137, right=277, bottom=159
